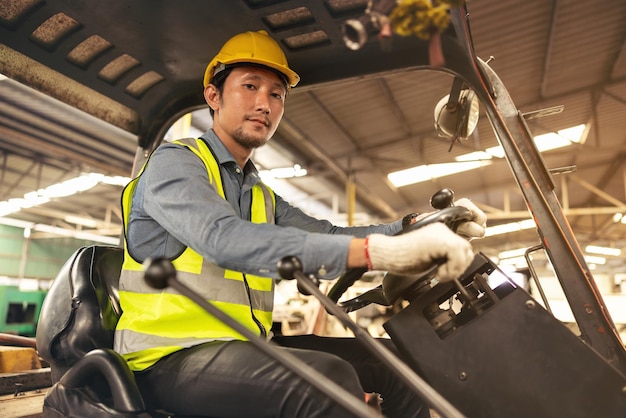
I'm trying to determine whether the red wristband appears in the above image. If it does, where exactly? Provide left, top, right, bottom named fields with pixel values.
left=364, top=236, right=373, bottom=270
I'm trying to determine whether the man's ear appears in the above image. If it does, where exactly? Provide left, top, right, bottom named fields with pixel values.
left=204, top=84, right=219, bottom=112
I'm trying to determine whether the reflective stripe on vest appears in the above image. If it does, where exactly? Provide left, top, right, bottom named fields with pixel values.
left=114, top=138, right=276, bottom=371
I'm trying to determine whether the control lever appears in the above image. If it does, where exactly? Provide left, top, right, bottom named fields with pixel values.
left=429, top=188, right=480, bottom=310
left=278, top=256, right=466, bottom=418
left=328, top=187, right=474, bottom=310
left=143, top=258, right=381, bottom=418
left=404, top=188, right=472, bottom=234
left=430, top=188, right=455, bottom=209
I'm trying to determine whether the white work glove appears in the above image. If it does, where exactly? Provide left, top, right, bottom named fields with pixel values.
left=454, top=198, right=487, bottom=240
left=366, top=223, right=474, bottom=282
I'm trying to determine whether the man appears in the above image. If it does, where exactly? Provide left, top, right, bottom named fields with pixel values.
left=114, top=30, right=486, bottom=417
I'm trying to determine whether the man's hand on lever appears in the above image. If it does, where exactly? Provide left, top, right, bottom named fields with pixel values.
left=403, top=189, right=487, bottom=240
left=365, top=223, right=475, bottom=282
left=454, top=198, right=487, bottom=240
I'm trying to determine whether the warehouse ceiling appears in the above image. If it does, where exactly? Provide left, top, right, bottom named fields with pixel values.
left=0, top=0, right=625, bottom=275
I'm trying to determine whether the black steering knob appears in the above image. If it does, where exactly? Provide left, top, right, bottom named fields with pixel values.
left=430, top=188, right=455, bottom=210
left=143, top=257, right=176, bottom=289
left=277, top=256, right=303, bottom=280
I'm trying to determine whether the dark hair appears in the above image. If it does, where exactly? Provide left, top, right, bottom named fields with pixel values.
left=207, top=64, right=288, bottom=118
left=208, top=66, right=233, bottom=118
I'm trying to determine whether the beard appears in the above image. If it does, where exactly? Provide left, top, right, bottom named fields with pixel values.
left=231, top=128, right=269, bottom=149
left=231, top=124, right=272, bottom=149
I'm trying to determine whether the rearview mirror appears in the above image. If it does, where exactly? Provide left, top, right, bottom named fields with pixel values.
left=433, top=89, right=479, bottom=141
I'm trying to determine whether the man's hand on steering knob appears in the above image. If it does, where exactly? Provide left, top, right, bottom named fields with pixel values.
left=454, top=198, right=487, bottom=240
left=365, top=223, right=474, bottom=282
left=402, top=197, right=487, bottom=239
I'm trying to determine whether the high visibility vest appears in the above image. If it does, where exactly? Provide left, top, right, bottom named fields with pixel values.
left=114, top=138, right=276, bottom=371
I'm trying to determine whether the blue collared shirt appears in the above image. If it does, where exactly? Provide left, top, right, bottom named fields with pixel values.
left=126, top=130, right=401, bottom=279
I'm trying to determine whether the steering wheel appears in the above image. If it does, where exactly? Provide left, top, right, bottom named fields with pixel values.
left=327, top=189, right=473, bottom=312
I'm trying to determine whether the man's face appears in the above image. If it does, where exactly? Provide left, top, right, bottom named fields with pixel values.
left=208, top=66, right=286, bottom=150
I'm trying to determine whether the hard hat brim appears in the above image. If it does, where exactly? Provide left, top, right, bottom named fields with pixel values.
left=204, top=57, right=300, bottom=88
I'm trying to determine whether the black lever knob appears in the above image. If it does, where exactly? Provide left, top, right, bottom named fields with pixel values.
left=143, top=257, right=176, bottom=289
left=278, top=256, right=319, bottom=295
left=430, top=188, right=455, bottom=210
left=277, top=256, right=303, bottom=280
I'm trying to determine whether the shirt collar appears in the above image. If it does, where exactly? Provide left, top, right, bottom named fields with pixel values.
left=199, top=129, right=261, bottom=180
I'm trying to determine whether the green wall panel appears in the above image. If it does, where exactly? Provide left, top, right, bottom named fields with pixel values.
left=0, top=224, right=111, bottom=280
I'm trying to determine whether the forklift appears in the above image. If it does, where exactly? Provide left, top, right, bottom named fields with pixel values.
left=0, top=1, right=623, bottom=417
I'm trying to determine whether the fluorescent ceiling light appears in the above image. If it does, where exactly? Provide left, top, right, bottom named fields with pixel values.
left=558, top=124, right=587, bottom=143
left=0, top=173, right=131, bottom=217
left=613, top=213, right=626, bottom=224
left=584, top=255, right=606, bottom=265
left=100, top=175, right=133, bottom=186
left=485, top=219, right=536, bottom=237
left=30, top=173, right=102, bottom=199
left=390, top=124, right=585, bottom=187
left=0, top=217, right=119, bottom=245
left=484, top=146, right=505, bottom=159
left=64, top=215, right=98, bottom=228
left=585, top=245, right=621, bottom=257
left=259, top=164, right=307, bottom=180
left=456, top=123, right=587, bottom=162
left=388, top=161, right=491, bottom=187
left=455, top=151, right=493, bottom=162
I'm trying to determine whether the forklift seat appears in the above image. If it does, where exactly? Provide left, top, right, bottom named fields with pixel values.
left=36, top=245, right=150, bottom=417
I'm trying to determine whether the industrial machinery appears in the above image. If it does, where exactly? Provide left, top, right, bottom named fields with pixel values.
left=324, top=188, right=625, bottom=417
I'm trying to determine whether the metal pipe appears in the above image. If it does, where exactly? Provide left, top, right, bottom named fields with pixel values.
left=0, top=333, right=37, bottom=348
left=144, top=258, right=381, bottom=418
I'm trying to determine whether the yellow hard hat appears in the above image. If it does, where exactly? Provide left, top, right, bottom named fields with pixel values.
left=203, top=30, right=300, bottom=88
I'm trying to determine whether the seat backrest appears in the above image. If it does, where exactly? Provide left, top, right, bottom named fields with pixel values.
left=36, top=245, right=124, bottom=382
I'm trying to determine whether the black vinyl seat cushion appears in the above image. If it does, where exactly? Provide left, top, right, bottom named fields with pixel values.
left=36, top=246, right=150, bottom=417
